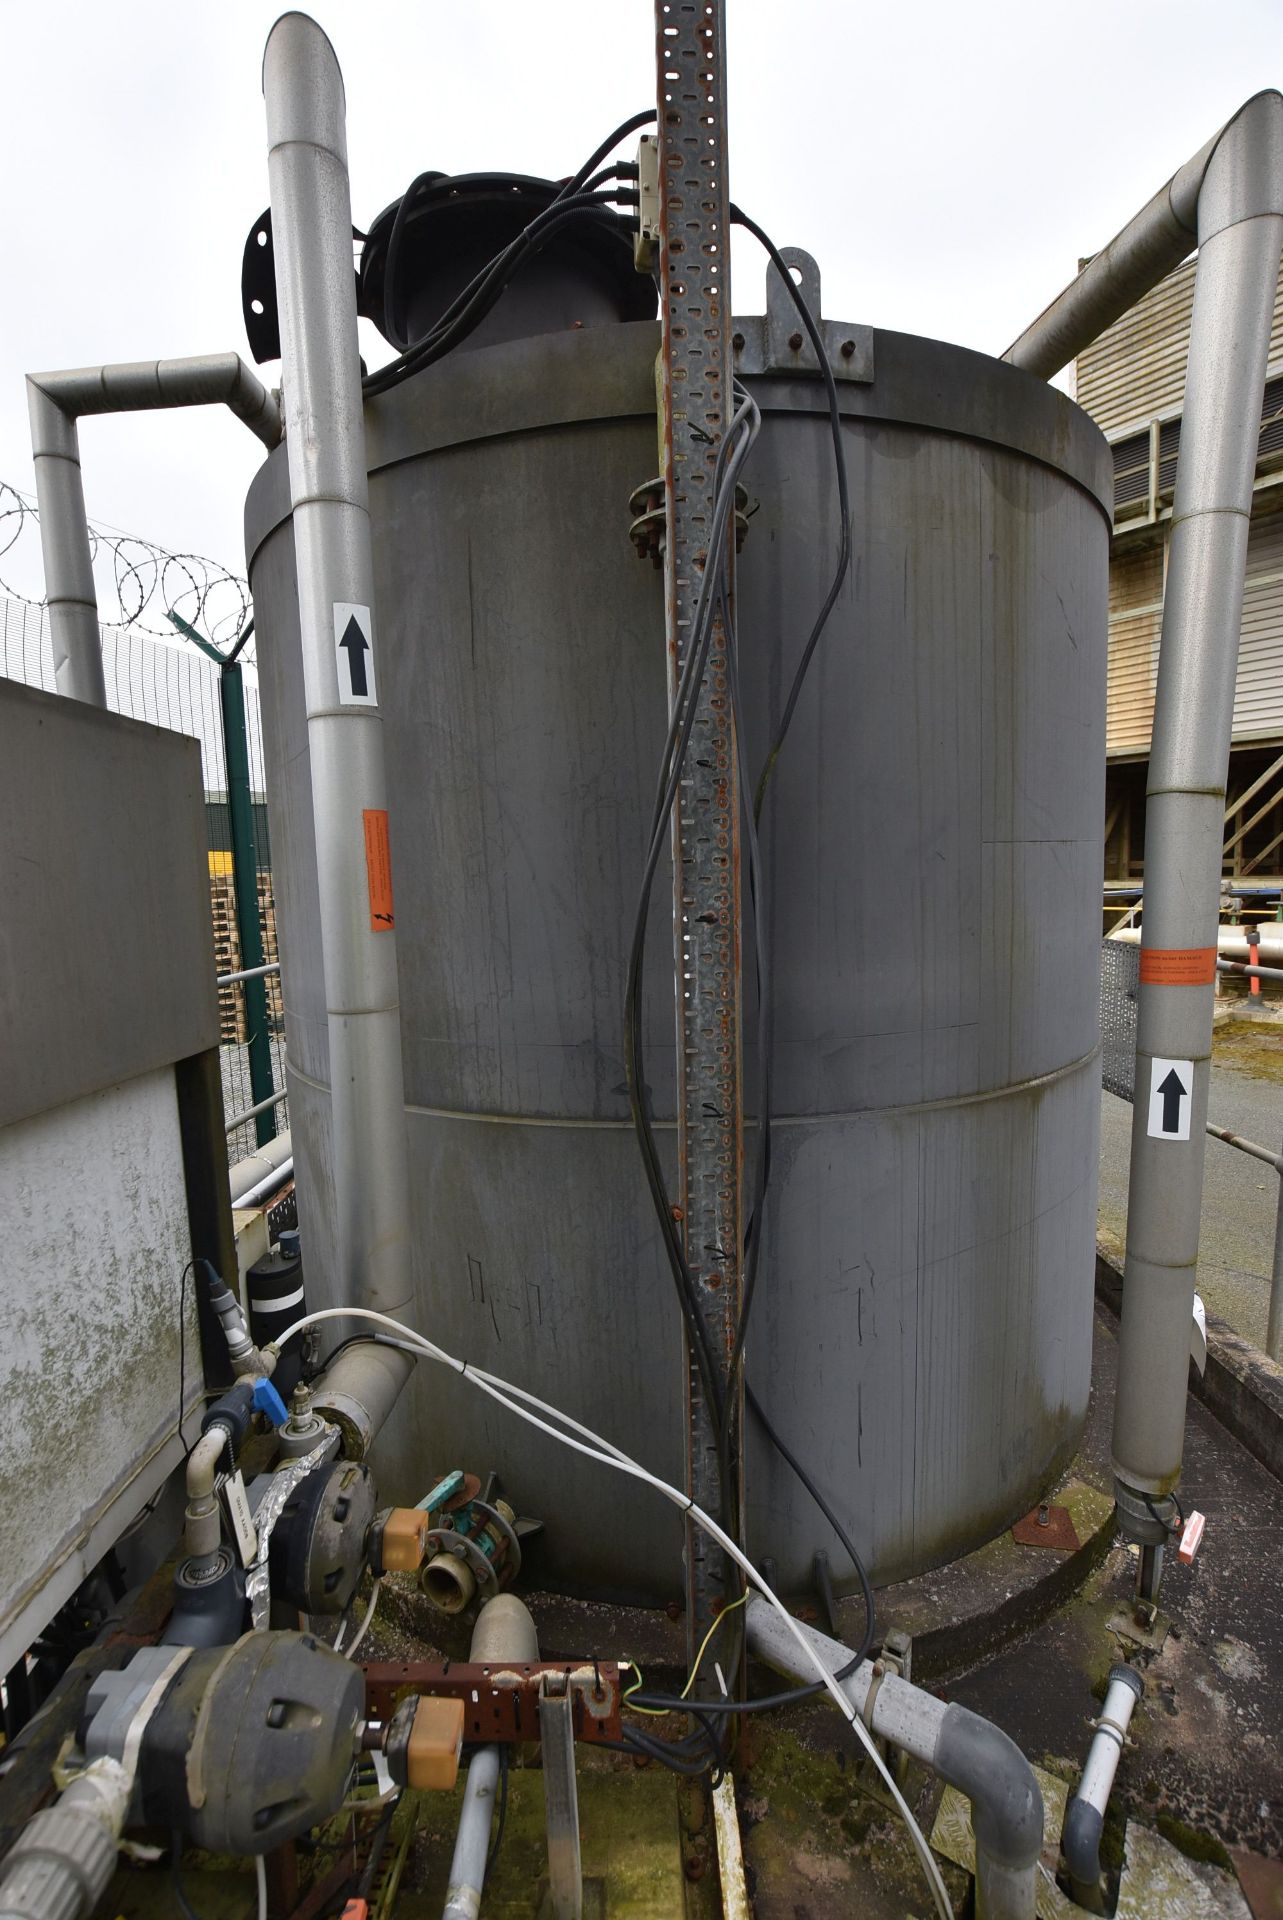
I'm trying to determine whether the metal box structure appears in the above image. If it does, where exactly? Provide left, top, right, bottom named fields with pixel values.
left=246, top=305, right=1111, bottom=1596
left=0, top=683, right=218, bottom=1667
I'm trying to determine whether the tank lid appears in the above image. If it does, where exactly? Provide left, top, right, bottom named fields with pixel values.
left=357, top=171, right=657, bottom=354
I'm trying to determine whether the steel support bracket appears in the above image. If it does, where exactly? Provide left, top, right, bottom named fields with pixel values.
left=538, top=1671, right=583, bottom=1920
left=731, top=248, right=874, bottom=383
left=359, top=1660, right=622, bottom=1746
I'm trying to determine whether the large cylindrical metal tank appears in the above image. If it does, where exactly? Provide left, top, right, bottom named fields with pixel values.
left=246, top=297, right=1110, bottom=1600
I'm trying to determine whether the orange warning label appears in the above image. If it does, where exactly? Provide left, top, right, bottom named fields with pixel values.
left=1139, top=946, right=1217, bottom=986
left=363, top=809, right=395, bottom=931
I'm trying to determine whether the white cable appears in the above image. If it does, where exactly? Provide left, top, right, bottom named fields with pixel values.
left=346, top=1578, right=384, bottom=1660
left=274, top=1308, right=951, bottom=1918
left=255, top=1850, right=267, bottom=1920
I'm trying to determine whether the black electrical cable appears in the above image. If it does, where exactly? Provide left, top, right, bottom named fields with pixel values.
left=170, top=1836, right=206, bottom=1920
left=485, top=1748, right=510, bottom=1878
left=381, top=167, right=443, bottom=347
left=559, top=107, right=655, bottom=198
left=366, top=106, right=655, bottom=392
left=1143, top=1490, right=1185, bottom=1538
left=622, top=281, right=853, bottom=1629
left=308, top=1330, right=421, bottom=1380
left=729, top=205, right=852, bottom=824
left=355, top=1793, right=402, bottom=1900
left=178, top=1260, right=193, bottom=1442
left=368, top=191, right=624, bottom=387
left=623, top=386, right=763, bottom=1544
left=365, top=191, right=635, bottom=396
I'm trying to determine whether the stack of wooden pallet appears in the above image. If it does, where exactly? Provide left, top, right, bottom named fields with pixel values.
left=209, top=855, right=283, bottom=1045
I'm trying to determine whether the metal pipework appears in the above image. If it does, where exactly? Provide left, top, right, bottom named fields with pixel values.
left=1010, top=91, right=1283, bottom=1584
left=1108, top=92, right=1283, bottom=1558
left=1061, top=1666, right=1143, bottom=1913
left=262, top=13, right=416, bottom=1448
left=1001, top=94, right=1282, bottom=379
left=746, top=1596, right=1042, bottom=1920
left=25, top=355, right=280, bottom=707
left=442, top=1598, right=539, bottom=1920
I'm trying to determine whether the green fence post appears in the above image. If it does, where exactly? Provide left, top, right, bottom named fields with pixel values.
left=170, top=611, right=276, bottom=1148
left=220, top=659, right=276, bottom=1146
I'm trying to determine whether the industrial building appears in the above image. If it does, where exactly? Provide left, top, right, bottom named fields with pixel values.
left=1, top=14, right=1281, bottom=1919
left=1084, top=251, right=1283, bottom=887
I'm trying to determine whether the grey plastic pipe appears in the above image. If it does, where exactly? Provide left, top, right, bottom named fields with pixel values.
left=1008, top=92, right=1283, bottom=1587
left=0, top=1758, right=132, bottom=1920
left=262, top=12, right=416, bottom=1452
left=442, top=1598, right=540, bottom=1920
left=746, top=1597, right=1042, bottom=1920
left=229, top=1129, right=294, bottom=1206
left=182, top=1426, right=230, bottom=1564
left=1061, top=1666, right=1143, bottom=1914
left=26, top=355, right=281, bottom=707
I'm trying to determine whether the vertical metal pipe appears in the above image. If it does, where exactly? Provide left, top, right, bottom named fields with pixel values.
left=262, top=18, right=416, bottom=1385
left=25, top=381, right=106, bottom=707
left=1267, top=1156, right=1283, bottom=1362
left=1112, top=93, right=1283, bottom=1534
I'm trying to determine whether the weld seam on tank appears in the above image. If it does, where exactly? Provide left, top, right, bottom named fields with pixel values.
left=248, top=259, right=1107, bottom=1583
left=283, top=1043, right=1100, bottom=1127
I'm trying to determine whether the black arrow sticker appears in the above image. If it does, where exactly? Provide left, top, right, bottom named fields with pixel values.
left=338, top=615, right=369, bottom=697
left=333, top=603, right=376, bottom=705
left=1148, top=1057, right=1194, bottom=1140
left=1158, top=1066, right=1187, bottom=1134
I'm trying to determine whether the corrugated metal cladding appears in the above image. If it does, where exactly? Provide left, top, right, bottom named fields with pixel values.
left=1236, top=499, right=1283, bottom=739
left=1083, top=244, right=1283, bottom=758
left=1077, top=249, right=1283, bottom=434
left=1107, top=545, right=1162, bottom=756
left=1106, top=501, right=1283, bottom=756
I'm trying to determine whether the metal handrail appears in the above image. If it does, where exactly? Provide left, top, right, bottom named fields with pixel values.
left=224, top=1087, right=289, bottom=1135
left=217, top=961, right=281, bottom=987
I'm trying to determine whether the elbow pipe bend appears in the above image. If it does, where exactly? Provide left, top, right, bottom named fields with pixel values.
left=27, top=355, right=281, bottom=449
left=1062, top=1796, right=1106, bottom=1900
left=1003, top=88, right=1283, bottom=378
left=935, top=1703, right=1045, bottom=1875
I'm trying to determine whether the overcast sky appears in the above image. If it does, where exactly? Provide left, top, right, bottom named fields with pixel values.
left=1, top=0, right=1278, bottom=603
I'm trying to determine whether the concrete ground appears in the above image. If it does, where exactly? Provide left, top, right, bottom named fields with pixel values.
left=752, top=1304, right=1283, bottom=1914
left=1099, top=1009, right=1283, bottom=1350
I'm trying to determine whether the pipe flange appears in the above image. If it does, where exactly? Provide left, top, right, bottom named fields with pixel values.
left=423, top=1527, right=502, bottom=1603
left=470, top=1497, right=523, bottom=1584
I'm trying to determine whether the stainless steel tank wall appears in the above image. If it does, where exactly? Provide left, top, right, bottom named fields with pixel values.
left=246, top=320, right=1111, bottom=1597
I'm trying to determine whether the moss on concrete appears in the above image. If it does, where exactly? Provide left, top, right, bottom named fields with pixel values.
left=1212, top=1018, right=1283, bottom=1084
left=1153, top=1812, right=1233, bottom=1871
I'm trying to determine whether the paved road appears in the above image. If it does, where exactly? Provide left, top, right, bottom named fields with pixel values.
left=1098, top=1014, right=1283, bottom=1349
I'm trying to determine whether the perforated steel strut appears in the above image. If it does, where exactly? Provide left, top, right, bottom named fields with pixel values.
left=653, top=0, right=744, bottom=1670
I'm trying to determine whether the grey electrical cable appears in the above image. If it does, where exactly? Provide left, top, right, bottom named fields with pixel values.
left=266, top=1305, right=951, bottom=1920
